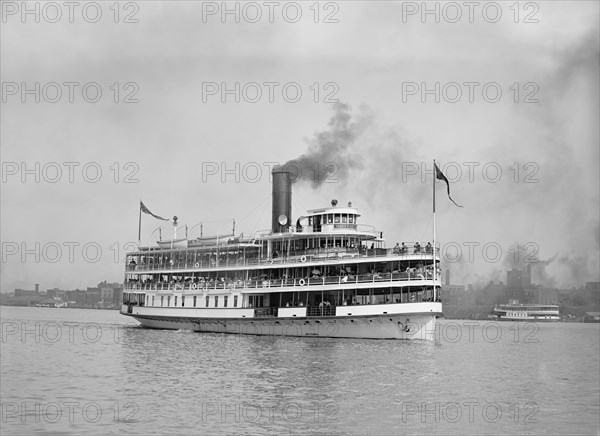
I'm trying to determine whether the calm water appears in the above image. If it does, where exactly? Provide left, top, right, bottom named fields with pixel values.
left=1, top=307, right=598, bottom=435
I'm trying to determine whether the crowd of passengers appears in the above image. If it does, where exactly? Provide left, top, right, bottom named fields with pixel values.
left=127, top=242, right=436, bottom=269
left=392, top=242, right=433, bottom=255
left=127, top=265, right=439, bottom=287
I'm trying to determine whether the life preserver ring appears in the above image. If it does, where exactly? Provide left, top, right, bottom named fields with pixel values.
left=300, top=255, right=307, bottom=263
left=194, top=262, right=200, bottom=268
left=298, top=279, right=306, bottom=286
left=192, top=283, right=198, bottom=290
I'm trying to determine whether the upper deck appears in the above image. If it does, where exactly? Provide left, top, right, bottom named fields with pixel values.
left=126, top=241, right=439, bottom=273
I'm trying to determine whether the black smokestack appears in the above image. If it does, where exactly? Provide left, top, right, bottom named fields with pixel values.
left=272, top=166, right=292, bottom=233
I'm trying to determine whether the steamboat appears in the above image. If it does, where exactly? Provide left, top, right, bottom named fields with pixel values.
left=489, top=300, right=560, bottom=322
left=121, top=167, right=443, bottom=339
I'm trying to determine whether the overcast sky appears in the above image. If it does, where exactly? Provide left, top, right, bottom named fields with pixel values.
left=1, top=1, right=599, bottom=291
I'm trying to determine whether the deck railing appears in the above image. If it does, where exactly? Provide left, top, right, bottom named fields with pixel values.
left=306, top=306, right=336, bottom=317
left=254, top=307, right=278, bottom=317
left=126, top=245, right=439, bottom=272
left=124, top=271, right=439, bottom=292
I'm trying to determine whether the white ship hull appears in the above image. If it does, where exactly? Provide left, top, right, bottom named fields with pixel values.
left=121, top=303, right=441, bottom=340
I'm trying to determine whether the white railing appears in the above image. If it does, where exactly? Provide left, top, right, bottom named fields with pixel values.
left=126, top=244, right=439, bottom=272
left=124, top=271, right=440, bottom=292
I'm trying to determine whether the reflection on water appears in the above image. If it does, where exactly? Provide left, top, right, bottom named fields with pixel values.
left=1, top=307, right=599, bottom=435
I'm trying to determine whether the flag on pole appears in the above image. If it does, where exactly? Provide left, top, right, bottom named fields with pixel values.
left=140, top=201, right=169, bottom=221
left=434, top=163, right=463, bottom=208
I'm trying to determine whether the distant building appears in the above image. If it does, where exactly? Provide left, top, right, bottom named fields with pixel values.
left=113, top=287, right=123, bottom=307
left=585, top=282, right=600, bottom=291
left=14, top=289, right=37, bottom=297
left=2, top=280, right=122, bottom=310
left=478, top=281, right=507, bottom=305
left=86, top=287, right=101, bottom=306
left=531, top=287, right=558, bottom=305
left=441, top=284, right=466, bottom=297
left=96, top=281, right=123, bottom=308
left=507, top=265, right=532, bottom=290
left=47, top=288, right=67, bottom=299
left=66, top=289, right=86, bottom=306
left=100, top=286, right=114, bottom=301
left=442, top=283, right=469, bottom=305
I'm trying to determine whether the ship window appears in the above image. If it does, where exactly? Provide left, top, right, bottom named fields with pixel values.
left=167, top=296, right=171, bottom=306
left=349, top=215, right=353, bottom=224
left=224, top=296, right=228, bottom=307
left=161, top=296, right=164, bottom=306
left=334, top=214, right=340, bottom=223
left=182, top=296, right=185, bottom=307
left=342, top=215, right=347, bottom=223
left=328, top=214, right=333, bottom=224
left=234, top=296, right=238, bottom=307
left=308, top=217, right=313, bottom=225
left=205, top=296, right=209, bottom=307
left=193, top=296, right=197, bottom=307
left=174, top=296, right=178, bottom=307
left=214, top=296, right=219, bottom=307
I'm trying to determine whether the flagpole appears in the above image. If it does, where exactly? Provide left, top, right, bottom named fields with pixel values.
left=138, top=200, right=142, bottom=248
left=433, top=160, right=437, bottom=300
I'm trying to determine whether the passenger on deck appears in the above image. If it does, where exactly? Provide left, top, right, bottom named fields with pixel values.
left=425, top=242, right=432, bottom=253
left=401, top=242, right=407, bottom=254
left=393, top=243, right=401, bottom=254
left=413, top=242, right=421, bottom=254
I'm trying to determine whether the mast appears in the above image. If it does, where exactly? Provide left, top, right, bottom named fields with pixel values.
left=138, top=200, right=142, bottom=248
left=433, top=159, right=437, bottom=301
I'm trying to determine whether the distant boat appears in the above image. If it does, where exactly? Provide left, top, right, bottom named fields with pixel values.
left=488, top=299, right=560, bottom=321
